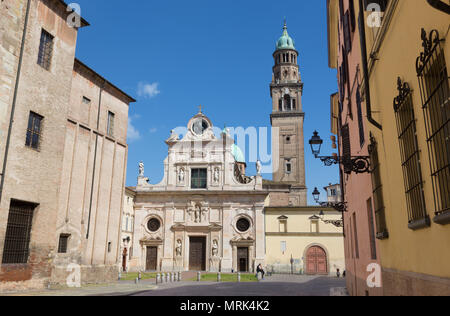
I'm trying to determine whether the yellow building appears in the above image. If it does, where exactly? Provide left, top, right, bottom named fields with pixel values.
left=361, top=0, right=450, bottom=295
left=265, top=206, right=345, bottom=276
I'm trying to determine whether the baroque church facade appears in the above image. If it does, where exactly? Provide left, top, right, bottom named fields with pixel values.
left=131, top=113, right=267, bottom=273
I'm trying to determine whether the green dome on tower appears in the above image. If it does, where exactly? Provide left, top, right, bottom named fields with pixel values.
left=276, top=22, right=296, bottom=51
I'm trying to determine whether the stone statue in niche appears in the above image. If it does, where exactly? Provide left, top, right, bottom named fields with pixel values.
left=194, top=205, right=201, bottom=223
left=178, top=168, right=185, bottom=183
left=139, top=161, right=144, bottom=177
left=188, top=202, right=209, bottom=224
left=212, top=239, right=219, bottom=257
left=175, top=239, right=182, bottom=257
left=213, top=168, right=220, bottom=183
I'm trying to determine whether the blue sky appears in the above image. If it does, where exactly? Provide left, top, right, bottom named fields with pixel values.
left=74, top=0, right=339, bottom=205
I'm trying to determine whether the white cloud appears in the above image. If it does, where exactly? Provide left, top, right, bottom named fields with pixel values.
left=137, top=82, right=160, bottom=99
left=149, top=127, right=157, bottom=134
left=127, top=117, right=141, bottom=142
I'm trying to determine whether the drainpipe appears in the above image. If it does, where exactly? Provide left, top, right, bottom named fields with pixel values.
left=0, top=0, right=32, bottom=204
left=358, top=0, right=382, bottom=131
left=427, top=0, right=450, bottom=14
left=86, top=79, right=106, bottom=239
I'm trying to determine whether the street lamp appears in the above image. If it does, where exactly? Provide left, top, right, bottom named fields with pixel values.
left=308, top=131, right=371, bottom=174
left=312, top=187, right=347, bottom=213
left=309, top=131, right=323, bottom=157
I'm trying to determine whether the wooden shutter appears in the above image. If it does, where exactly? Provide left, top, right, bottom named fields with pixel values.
left=341, top=124, right=352, bottom=174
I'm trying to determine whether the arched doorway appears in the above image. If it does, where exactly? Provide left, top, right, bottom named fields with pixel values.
left=306, top=245, right=328, bottom=275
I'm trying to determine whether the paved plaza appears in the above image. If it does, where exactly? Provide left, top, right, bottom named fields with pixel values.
left=1, top=274, right=347, bottom=296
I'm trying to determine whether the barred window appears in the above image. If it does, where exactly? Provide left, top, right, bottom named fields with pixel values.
left=25, top=112, right=43, bottom=150
left=107, top=111, right=115, bottom=137
left=37, top=29, right=54, bottom=70
left=369, top=137, right=389, bottom=239
left=58, top=234, right=70, bottom=254
left=191, top=168, right=207, bottom=189
left=2, top=201, right=36, bottom=264
left=416, top=29, right=450, bottom=223
left=393, top=78, right=429, bottom=229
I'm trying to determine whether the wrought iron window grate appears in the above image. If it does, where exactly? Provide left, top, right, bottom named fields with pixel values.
left=58, top=234, right=70, bottom=254
left=393, top=78, right=429, bottom=229
left=25, top=112, right=43, bottom=150
left=416, top=29, right=450, bottom=220
left=37, top=29, right=53, bottom=70
left=2, top=201, right=36, bottom=264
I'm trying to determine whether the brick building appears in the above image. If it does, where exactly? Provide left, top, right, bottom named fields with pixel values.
left=0, top=0, right=134, bottom=291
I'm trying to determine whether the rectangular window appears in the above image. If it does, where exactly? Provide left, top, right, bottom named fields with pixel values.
left=417, top=30, right=450, bottom=222
left=369, top=138, right=389, bottom=239
left=37, top=29, right=54, bottom=70
left=107, top=111, right=115, bottom=137
left=366, top=198, right=377, bottom=260
left=58, top=234, right=70, bottom=254
left=25, top=112, right=43, bottom=150
left=279, top=221, right=287, bottom=233
left=2, top=200, right=36, bottom=264
left=191, top=168, right=207, bottom=189
left=394, top=80, right=429, bottom=229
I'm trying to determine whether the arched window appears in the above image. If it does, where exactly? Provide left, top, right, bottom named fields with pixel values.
left=279, top=99, right=283, bottom=111
left=284, top=94, right=291, bottom=111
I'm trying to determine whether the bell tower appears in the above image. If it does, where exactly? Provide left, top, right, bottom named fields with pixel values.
left=270, top=22, right=307, bottom=206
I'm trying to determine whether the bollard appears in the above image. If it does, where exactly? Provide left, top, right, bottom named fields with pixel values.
left=178, top=272, right=181, bottom=282
left=217, top=272, right=221, bottom=282
left=135, top=277, right=139, bottom=284
left=156, top=273, right=161, bottom=284
left=161, top=273, right=165, bottom=283
left=257, top=272, right=262, bottom=282
left=171, top=273, right=175, bottom=282
left=118, top=271, right=122, bottom=281
left=138, top=271, right=142, bottom=281
left=237, top=272, right=241, bottom=282
left=165, top=273, right=169, bottom=283
left=197, top=271, right=201, bottom=282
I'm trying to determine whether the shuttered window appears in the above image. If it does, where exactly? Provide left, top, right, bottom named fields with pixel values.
left=369, top=138, right=389, bottom=239
left=343, top=11, right=352, bottom=54
left=341, top=124, right=352, bottom=174
left=356, top=88, right=365, bottom=146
